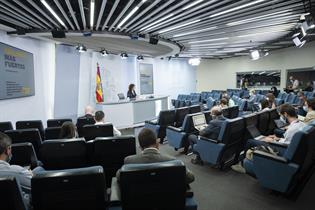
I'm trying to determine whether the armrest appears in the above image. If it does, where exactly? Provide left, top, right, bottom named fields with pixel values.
left=269, top=141, right=289, bottom=149
left=109, top=177, right=121, bottom=206
left=253, top=150, right=288, bottom=163
left=199, top=136, right=219, bottom=144
left=167, top=126, right=183, bottom=132
left=145, top=120, right=158, bottom=125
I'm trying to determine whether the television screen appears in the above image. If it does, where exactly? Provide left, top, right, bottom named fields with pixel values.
left=0, top=42, right=35, bottom=100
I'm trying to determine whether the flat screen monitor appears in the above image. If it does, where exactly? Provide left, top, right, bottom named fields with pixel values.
left=0, top=42, right=35, bottom=100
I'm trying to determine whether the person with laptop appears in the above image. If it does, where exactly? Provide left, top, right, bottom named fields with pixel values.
left=185, top=106, right=227, bottom=164
left=254, top=104, right=305, bottom=145
left=232, top=104, right=306, bottom=173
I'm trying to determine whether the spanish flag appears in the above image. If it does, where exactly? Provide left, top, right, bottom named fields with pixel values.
left=95, top=63, right=104, bottom=103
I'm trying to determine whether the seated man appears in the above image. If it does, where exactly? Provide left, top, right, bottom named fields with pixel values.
left=94, top=110, right=122, bottom=136
left=232, top=104, right=306, bottom=173
left=303, top=98, right=315, bottom=124
left=222, top=92, right=235, bottom=107
left=79, top=105, right=95, bottom=119
left=0, top=132, right=44, bottom=206
left=118, top=128, right=194, bottom=184
left=187, top=106, right=227, bottom=165
left=0, top=132, right=32, bottom=189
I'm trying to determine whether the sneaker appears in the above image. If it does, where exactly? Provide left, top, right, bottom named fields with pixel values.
left=231, top=163, right=246, bottom=174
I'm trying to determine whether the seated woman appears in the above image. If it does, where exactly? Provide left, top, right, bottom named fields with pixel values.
left=219, top=98, right=228, bottom=109
left=127, top=84, right=137, bottom=99
left=266, top=93, right=276, bottom=109
left=260, top=99, right=270, bottom=111
left=59, top=121, right=78, bottom=139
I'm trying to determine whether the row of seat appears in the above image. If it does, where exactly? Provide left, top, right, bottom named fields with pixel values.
left=1, top=160, right=197, bottom=210
left=4, top=124, right=115, bottom=155
left=0, top=117, right=101, bottom=140
left=275, top=92, right=301, bottom=106
left=10, top=136, right=136, bottom=186
left=145, top=105, right=239, bottom=145
left=165, top=106, right=241, bottom=151
left=244, top=121, right=315, bottom=196
left=167, top=108, right=280, bottom=169
left=226, top=89, right=250, bottom=98
left=172, top=91, right=224, bottom=108
left=172, top=94, right=201, bottom=108
left=145, top=105, right=201, bottom=141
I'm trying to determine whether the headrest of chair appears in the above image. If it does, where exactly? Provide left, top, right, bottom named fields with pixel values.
left=121, top=160, right=185, bottom=173
left=83, top=124, right=113, bottom=128
left=33, top=166, right=103, bottom=179
left=94, top=135, right=135, bottom=142
left=6, top=128, right=40, bottom=133
left=11, top=142, right=33, bottom=147
left=42, top=138, right=85, bottom=144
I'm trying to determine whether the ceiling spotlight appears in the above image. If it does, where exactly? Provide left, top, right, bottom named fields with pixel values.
left=76, top=45, right=87, bottom=53
left=120, top=53, right=128, bottom=59
left=100, top=50, right=108, bottom=56
left=188, top=58, right=201, bottom=66
left=292, top=30, right=306, bottom=48
left=250, top=50, right=260, bottom=60
left=137, top=55, right=144, bottom=60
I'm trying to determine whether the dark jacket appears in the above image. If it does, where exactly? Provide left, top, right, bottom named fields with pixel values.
left=118, top=148, right=195, bottom=184
left=200, top=115, right=227, bottom=139
left=127, top=90, right=137, bottom=99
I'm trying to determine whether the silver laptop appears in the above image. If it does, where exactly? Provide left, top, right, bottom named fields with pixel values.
left=248, top=126, right=265, bottom=141
left=117, top=93, right=125, bottom=100
left=192, top=114, right=208, bottom=131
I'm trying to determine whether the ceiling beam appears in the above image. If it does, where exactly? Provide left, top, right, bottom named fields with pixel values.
left=96, top=0, right=107, bottom=30
left=65, top=0, right=80, bottom=30
left=0, top=4, right=41, bottom=28
left=120, top=0, right=161, bottom=31
left=53, top=0, right=75, bottom=30
left=102, top=0, right=120, bottom=30
left=26, top=0, right=61, bottom=28
left=12, top=0, right=53, bottom=29
left=78, top=0, right=86, bottom=30
left=108, top=0, right=134, bottom=31
left=125, top=0, right=176, bottom=33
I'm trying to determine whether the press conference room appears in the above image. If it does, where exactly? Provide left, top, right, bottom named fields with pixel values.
left=1, top=0, right=315, bottom=210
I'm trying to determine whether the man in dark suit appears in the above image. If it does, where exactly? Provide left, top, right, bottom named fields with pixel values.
left=118, top=128, right=195, bottom=184
left=188, top=106, right=227, bottom=164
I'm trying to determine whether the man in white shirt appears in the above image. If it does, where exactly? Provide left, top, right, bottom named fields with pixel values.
left=94, top=110, right=122, bottom=136
left=0, top=132, right=33, bottom=189
left=289, top=76, right=299, bottom=91
left=263, top=104, right=305, bottom=144
left=231, top=104, right=305, bottom=173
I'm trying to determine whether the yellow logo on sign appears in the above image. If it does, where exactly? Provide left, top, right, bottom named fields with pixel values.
left=4, top=48, right=26, bottom=58
left=22, top=87, right=31, bottom=95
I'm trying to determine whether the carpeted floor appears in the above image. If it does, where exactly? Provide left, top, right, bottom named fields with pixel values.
left=122, top=128, right=314, bottom=210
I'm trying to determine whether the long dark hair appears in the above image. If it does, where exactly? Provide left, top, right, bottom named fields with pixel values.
left=128, top=84, right=135, bottom=92
left=59, top=122, right=77, bottom=139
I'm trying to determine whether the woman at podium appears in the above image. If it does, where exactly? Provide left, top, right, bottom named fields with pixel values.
left=127, top=83, right=137, bottom=99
